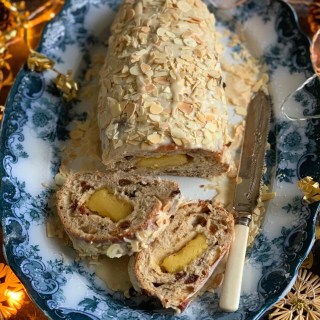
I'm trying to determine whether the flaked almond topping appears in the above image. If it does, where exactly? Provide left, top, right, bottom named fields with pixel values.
left=196, top=112, right=206, bottom=123
left=178, top=102, right=193, bottom=114
left=181, top=54, right=194, bottom=62
left=153, top=76, right=170, bottom=84
left=186, top=121, right=199, bottom=130
left=157, top=27, right=167, bottom=37
left=126, top=8, right=135, bottom=20
left=187, top=17, right=202, bottom=24
left=141, top=63, right=151, bottom=74
left=141, top=26, right=150, bottom=33
left=163, top=86, right=171, bottom=93
left=149, top=114, right=161, bottom=122
left=147, top=132, right=162, bottom=144
left=134, top=1, right=143, bottom=16
left=181, top=30, right=193, bottom=39
left=150, top=102, right=164, bottom=114
left=176, top=57, right=186, bottom=65
left=139, top=33, right=148, bottom=44
left=166, top=30, right=176, bottom=39
left=123, top=102, right=136, bottom=118
left=159, top=122, right=169, bottom=130
left=194, top=47, right=205, bottom=59
left=171, top=127, right=186, bottom=139
left=164, top=45, right=174, bottom=56
left=177, top=0, right=192, bottom=12
left=142, top=70, right=154, bottom=78
left=154, top=70, right=169, bottom=77
left=131, top=49, right=148, bottom=63
left=130, top=64, right=140, bottom=76
left=170, top=70, right=177, bottom=80
left=207, top=78, right=217, bottom=91
left=174, top=38, right=183, bottom=45
left=205, top=122, right=217, bottom=133
left=125, top=75, right=135, bottom=84
left=127, top=140, right=140, bottom=145
left=208, top=70, right=221, bottom=78
left=145, top=83, right=157, bottom=94
left=114, top=139, right=123, bottom=149
left=112, top=75, right=123, bottom=85
left=97, top=0, right=235, bottom=152
left=120, top=7, right=127, bottom=20
left=143, top=101, right=154, bottom=109
left=206, top=114, right=216, bottom=121
left=197, top=61, right=207, bottom=70
left=192, top=34, right=203, bottom=45
left=183, top=38, right=197, bottom=47
left=120, top=65, right=129, bottom=74
left=172, top=137, right=183, bottom=146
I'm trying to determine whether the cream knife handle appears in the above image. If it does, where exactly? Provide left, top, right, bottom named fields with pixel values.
left=219, top=223, right=249, bottom=312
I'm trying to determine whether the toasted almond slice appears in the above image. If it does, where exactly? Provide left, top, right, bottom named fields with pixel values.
left=150, top=103, right=164, bottom=115
left=157, top=27, right=167, bottom=36
left=183, top=38, right=197, bottom=47
left=171, top=127, right=186, bottom=139
left=177, top=1, right=191, bottom=12
left=147, top=132, right=162, bottom=144
left=149, top=114, right=161, bottom=122
left=130, top=65, right=141, bottom=76
left=153, top=76, right=170, bottom=84
left=178, top=102, right=193, bottom=114
left=141, top=63, right=151, bottom=74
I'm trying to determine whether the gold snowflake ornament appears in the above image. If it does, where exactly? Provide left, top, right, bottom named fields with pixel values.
left=269, top=269, right=320, bottom=320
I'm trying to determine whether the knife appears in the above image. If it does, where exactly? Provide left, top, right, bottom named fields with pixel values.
left=219, top=91, right=270, bottom=312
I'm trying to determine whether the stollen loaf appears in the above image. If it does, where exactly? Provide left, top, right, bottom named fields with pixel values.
left=98, top=0, right=231, bottom=178
left=56, top=171, right=181, bottom=258
left=128, top=200, right=234, bottom=312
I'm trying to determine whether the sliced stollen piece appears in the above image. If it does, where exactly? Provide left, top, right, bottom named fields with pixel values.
left=129, top=201, right=234, bottom=312
left=97, top=0, right=231, bottom=178
left=56, top=171, right=181, bottom=258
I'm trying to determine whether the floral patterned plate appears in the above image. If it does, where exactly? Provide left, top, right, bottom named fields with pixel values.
left=1, top=0, right=319, bottom=319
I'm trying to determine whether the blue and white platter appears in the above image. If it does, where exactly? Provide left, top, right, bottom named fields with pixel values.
left=1, top=0, right=320, bottom=319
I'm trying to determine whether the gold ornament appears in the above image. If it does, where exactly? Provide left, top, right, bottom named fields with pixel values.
left=298, top=176, right=320, bottom=203
left=54, top=70, right=79, bottom=101
left=26, top=51, right=79, bottom=101
left=27, top=51, right=55, bottom=72
left=0, top=53, right=13, bottom=89
left=0, top=263, right=25, bottom=319
left=0, top=0, right=65, bottom=92
left=0, top=106, right=5, bottom=122
left=269, top=268, right=320, bottom=320
left=308, top=1, right=320, bottom=34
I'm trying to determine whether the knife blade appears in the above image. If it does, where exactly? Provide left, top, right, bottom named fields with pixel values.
left=219, top=91, right=270, bottom=312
